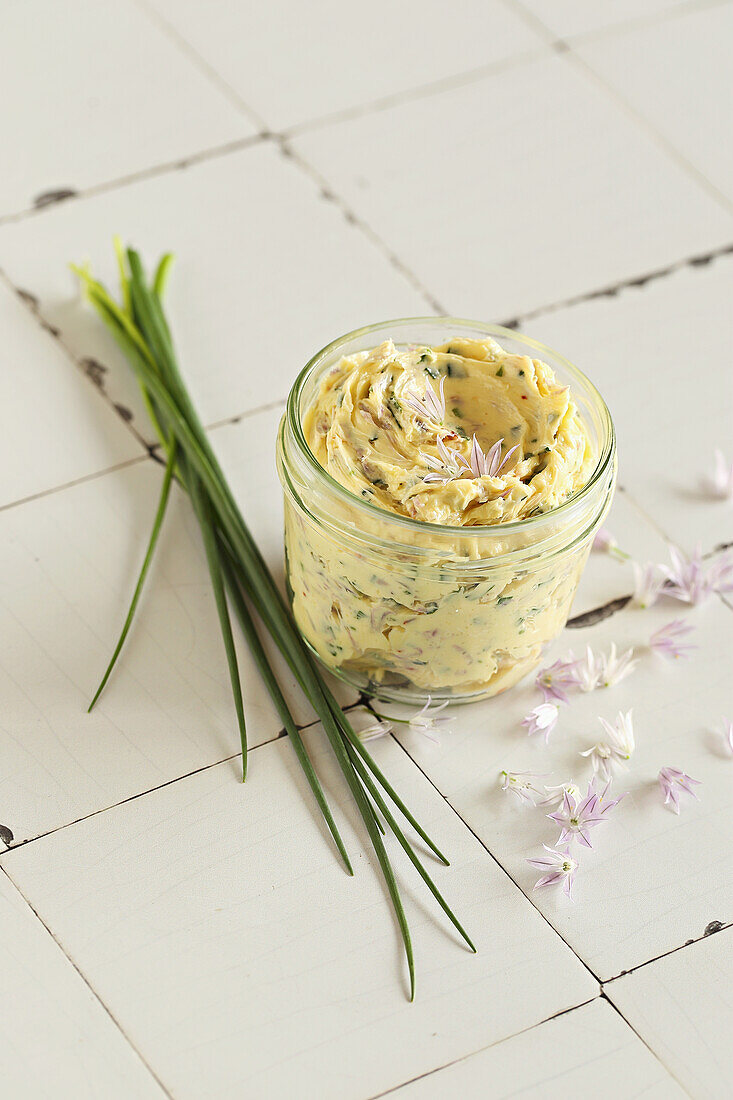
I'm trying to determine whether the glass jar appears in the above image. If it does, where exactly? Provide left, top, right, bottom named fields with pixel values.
left=277, top=318, right=616, bottom=704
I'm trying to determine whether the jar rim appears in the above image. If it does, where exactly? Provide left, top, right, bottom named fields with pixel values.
left=283, top=317, right=615, bottom=546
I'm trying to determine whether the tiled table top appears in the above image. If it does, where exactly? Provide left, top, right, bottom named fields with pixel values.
left=1, top=2, right=731, bottom=1097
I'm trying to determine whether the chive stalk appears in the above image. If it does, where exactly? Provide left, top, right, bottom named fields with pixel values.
left=74, top=244, right=474, bottom=1000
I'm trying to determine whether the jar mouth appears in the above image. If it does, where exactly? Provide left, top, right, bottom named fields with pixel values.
left=283, top=317, right=615, bottom=546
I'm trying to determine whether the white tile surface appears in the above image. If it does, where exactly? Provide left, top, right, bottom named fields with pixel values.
left=606, top=929, right=733, bottom=1100
left=0, top=443, right=291, bottom=846
left=0, top=869, right=164, bottom=1099
left=524, top=255, right=733, bottom=553
left=517, top=0, right=711, bottom=39
left=569, top=489, right=669, bottom=617
left=141, top=0, right=542, bottom=131
left=389, top=579, right=733, bottom=980
left=1, top=732, right=597, bottom=1100
left=0, top=280, right=143, bottom=509
left=578, top=4, right=733, bottom=205
left=0, top=0, right=252, bottom=220
left=0, top=141, right=430, bottom=443
left=394, top=996, right=685, bottom=1098
left=293, top=53, right=733, bottom=322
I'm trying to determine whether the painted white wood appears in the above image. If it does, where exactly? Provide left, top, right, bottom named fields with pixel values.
left=606, top=929, right=733, bottom=1100
left=0, top=869, right=165, bottom=1099
left=394, top=996, right=686, bottom=1098
left=579, top=4, right=733, bottom=204
left=293, top=52, right=733, bottom=322
left=1, top=732, right=597, bottom=1100
left=0, top=281, right=143, bottom=509
left=140, top=0, right=542, bottom=131
left=0, top=403, right=353, bottom=846
left=524, top=255, right=733, bottom=554
left=0, top=142, right=430, bottom=442
left=387, top=558, right=733, bottom=979
left=518, top=0, right=710, bottom=39
left=0, top=0, right=252, bottom=219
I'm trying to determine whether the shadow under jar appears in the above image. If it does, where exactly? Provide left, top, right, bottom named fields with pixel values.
left=277, top=318, right=616, bottom=705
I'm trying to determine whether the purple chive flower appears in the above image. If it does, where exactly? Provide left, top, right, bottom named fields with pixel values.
left=460, top=435, right=520, bottom=479
left=499, top=771, right=548, bottom=806
left=707, top=449, right=733, bottom=499
left=354, top=712, right=393, bottom=742
left=658, top=767, right=701, bottom=813
left=593, top=527, right=617, bottom=552
left=576, top=646, right=601, bottom=692
left=421, top=434, right=463, bottom=484
left=406, top=696, right=451, bottom=743
left=547, top=778, right=624, bottom=848
left=527, top=845, right=578, bottom=898
left=421, top=432, right=519, bottom=485
left=540, top=781, right=582, bottom=808
left=522, top=702, right=559, bottom=743
left=658, top=545, right=733, bottom=603
left=593, top=527, right=630, bottom=560
left=632, top=562, right=664, bottom=609
left=405, top=377, right=446, bottom=425
left=535, top=657, right=581, bottom=704
left=707, top=552, right=733, bottom=595
left=649, top=620, right=696, bottom=660
left=580, top=710, right=635, bottom=781
left=598, top=643, right=638, bottom=687
left=660, top=546, right=709, bottom=604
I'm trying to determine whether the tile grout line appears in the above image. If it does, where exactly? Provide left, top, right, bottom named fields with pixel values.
left=368, top=995, right=601, bottom=1099
left=599, top=992, right=694, bottom=1098
left=603, top=920, right=732, bottom=985
left=0, top=702, right=363, bottom=856
left=129, top=0, right=268, bottom=131
left=0, top=863, right=174, bottom=1099
left=556, top=0, right=732, bottom=50
left=507, top=0, right=733, bottom=216
left=0, top=452, right=150, bottom=515
left=381, top=724, right=605, bottom=986
left=0, top=133, right=267, bottom=229
left=506, top=241, right=733, bottom=328
left=0, top=266, right=152, bottom=453
left=281, top=47, right=548, bottom=139
left=277, top=139, right=447, bottom=315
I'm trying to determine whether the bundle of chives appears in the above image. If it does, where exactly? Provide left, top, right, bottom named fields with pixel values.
left=74, top=242, right=475, bottom=1000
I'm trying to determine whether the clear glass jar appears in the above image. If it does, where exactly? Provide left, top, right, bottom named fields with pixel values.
left=277, top=318, right=616, bottom=704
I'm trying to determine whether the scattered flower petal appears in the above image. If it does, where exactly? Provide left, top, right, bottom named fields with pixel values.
left=706, top=449, right=733, bottom=500
left=599, top=643, right=638, bottom=687
left=580, top=710, right=635, bottom=781
left=632, top=562, right=663, bottom=609
left=499, top=770, right=548, bottom=806
left=527, top=845, right=578, bottom=898
left=522, top=702, right=559, bottom=743
left=658, top=766, right=701, bottom=813
left=548, top=777, right=624, bottom=848
left=649, top=620, right=696, bottom=660
left=535, top=657, right=580, bottom=704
